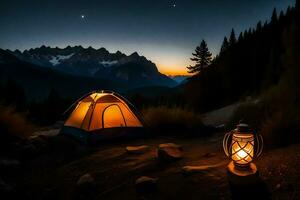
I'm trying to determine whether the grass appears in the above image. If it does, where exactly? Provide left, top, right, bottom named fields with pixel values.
left=229, top=84, right=300, bottom=148
left=142, top=106, right=210, bottom=136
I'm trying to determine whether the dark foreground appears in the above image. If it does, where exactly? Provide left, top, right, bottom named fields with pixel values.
left=2, top=132, right=300, bottom=200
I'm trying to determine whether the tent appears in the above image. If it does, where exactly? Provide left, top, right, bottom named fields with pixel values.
left=60, top=90, right=144, bottom=143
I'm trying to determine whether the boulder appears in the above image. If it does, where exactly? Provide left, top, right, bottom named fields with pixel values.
left=182, top=165, right=215, bottom=174
left=74, top=173, right=96, bottom=200
left=29, top=135, right=49, bottom=153
left=135, top=176, right=158, bottom=194
left=126, top=145, right=150, bottom=154
left=0, top=159, right=21, bottom=173
left=157, top=143, right=183, bottom=162
left=182, top=163, right=223, bottom=175
left=77, top=173, right=95, bottom=185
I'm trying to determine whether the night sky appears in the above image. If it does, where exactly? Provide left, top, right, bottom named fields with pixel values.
left=0, top=0, right=295, bottom=75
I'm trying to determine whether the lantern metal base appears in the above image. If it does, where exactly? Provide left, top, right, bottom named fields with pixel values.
left=227, top=161, right=259, bottom=185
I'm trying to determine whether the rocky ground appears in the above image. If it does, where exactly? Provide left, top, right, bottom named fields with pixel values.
left=1, top=131, right=300, bottom=200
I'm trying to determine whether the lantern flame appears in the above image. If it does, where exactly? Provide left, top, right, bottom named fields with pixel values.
left=231, top=133, right=254, bottom=166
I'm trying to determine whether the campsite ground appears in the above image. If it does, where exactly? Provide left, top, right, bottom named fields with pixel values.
left=2, top=103, right=300, bottom=200
left=7, top=131, right=299, bottom=200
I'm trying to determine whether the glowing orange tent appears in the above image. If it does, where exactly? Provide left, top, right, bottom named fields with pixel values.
left=60, top=90, right=144, bottom=143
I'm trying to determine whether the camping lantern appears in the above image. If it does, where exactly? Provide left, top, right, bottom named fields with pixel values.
left=223, top=123, right=263, bottom=175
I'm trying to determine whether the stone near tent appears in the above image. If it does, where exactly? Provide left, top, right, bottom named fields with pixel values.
left=126, top=145, right=150, bottom=154
left=77, top=173, right=95, bottom=186
left=74, top=173, right=96, bottom=200
left=135, top=176, right=158, bottom=194
left=157, top=143, right=183, bottom=162
left=29, top=135, right=49, bottom=153
left=0, top=159, right=20, bottom=168
left=182, top=163, right=222, bottom=175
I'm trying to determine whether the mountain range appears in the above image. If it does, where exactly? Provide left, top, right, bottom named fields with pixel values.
left=9, top=46, right=175, bottom=86
left=0, top=46, right=177, bottom=99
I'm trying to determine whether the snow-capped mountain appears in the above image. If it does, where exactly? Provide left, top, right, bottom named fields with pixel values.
left=9, top=46, right=175, bottom=87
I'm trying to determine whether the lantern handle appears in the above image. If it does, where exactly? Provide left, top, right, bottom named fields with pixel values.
left=256, top=134, right=264, bottom=158
left=223, top=131, right=232, bottom=157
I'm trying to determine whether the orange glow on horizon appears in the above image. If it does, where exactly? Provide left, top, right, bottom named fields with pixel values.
left=157, top=64, right=191, bottom=76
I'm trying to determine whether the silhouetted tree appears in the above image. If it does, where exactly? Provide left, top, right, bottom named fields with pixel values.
left=229, top=29, right=237, bottom=46
left=279, top=11, right=284, bottom=21
left=187, top=40, right=212, bottom=74
left=243, top=30, right=248, bottom=38
left=220, top=37, right=229, bottom=54
left=184, top=2, right=300, bottom=112
left=256, top=21, right=262, bottom=31
left=263, top=20, right=268, bottom=28
left=248, top=28, right=253, bottom=35
left=238, top=32, right=244, bottom=42
left=271, top=8, right=278, bottom=24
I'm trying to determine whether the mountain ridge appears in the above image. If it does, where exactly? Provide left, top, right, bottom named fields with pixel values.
left=6, top=45, right=175, bottom=88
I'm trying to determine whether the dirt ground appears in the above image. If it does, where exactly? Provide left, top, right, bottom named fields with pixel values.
left=17, top=132, right=300, bottom=200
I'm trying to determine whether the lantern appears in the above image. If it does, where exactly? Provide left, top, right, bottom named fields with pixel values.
left=223, top=123, right=263, bottom=175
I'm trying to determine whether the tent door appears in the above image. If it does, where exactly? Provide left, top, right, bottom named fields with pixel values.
left=102, top=104, right=126, bottom=128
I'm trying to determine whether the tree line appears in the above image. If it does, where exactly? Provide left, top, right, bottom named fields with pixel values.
left=185, top=2, right=300, bottom=112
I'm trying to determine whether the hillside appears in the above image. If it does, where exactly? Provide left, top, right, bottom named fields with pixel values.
left=184, top=5, right=299, bottom=112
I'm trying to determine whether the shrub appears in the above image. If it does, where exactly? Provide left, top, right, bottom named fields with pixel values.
left=227, top=101, right=267, bottom=130
left=229, top=85, right=300, bottom=148
left=142, top=106, right=208, bottom=136
left=0, top=106, right=33, bottom=144
left=260, top=102, right=300, bottom=147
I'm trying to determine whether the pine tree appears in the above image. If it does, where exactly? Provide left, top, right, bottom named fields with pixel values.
left=263, top=20, right=268, bottom=28
left=229, top=29, right=236, bottom=46
left=256, top=21, right=262, bottom=31
left=243, top=30, right=248, bottom=39
left=187, top=40, right=212, bottom=74
left=279, top=11, right=284, bottom=21
left=238, top=32, right=244, bottom=42
left=248, top=28, right=252, bottom=35
left=296, top=0, right=300, bottom=19
left=220, top=37, right=229, bottom=54
left=271, top=8, right=278, bottom=24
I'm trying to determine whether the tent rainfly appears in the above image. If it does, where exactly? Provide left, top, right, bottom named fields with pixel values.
left=60, top=90, right=144, bottom=143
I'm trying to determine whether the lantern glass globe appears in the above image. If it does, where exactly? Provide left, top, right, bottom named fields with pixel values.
left=231, top=133, right=254, bottom=166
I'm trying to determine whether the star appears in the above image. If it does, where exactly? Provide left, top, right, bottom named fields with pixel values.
left=173, top=4, right=176, bottom=8
left=81, top=15, right=85, bottom=19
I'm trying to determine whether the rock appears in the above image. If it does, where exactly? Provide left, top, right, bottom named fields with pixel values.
left=0, top=159, right=21, bottom=173
left=182, top=164, right=221, bottom=175
left=77, top=173, right=95, bottom=185
left=30, top=135, right=49, bottom=153
left=126, top=145, right=150, bottom=154
left=0, top=159, right=20, bottom=167
left=74, top=173, right=96, bottom=200
left=157, top=143, right=183, bottom=162
left=135, top=176, right=158, bottom=194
